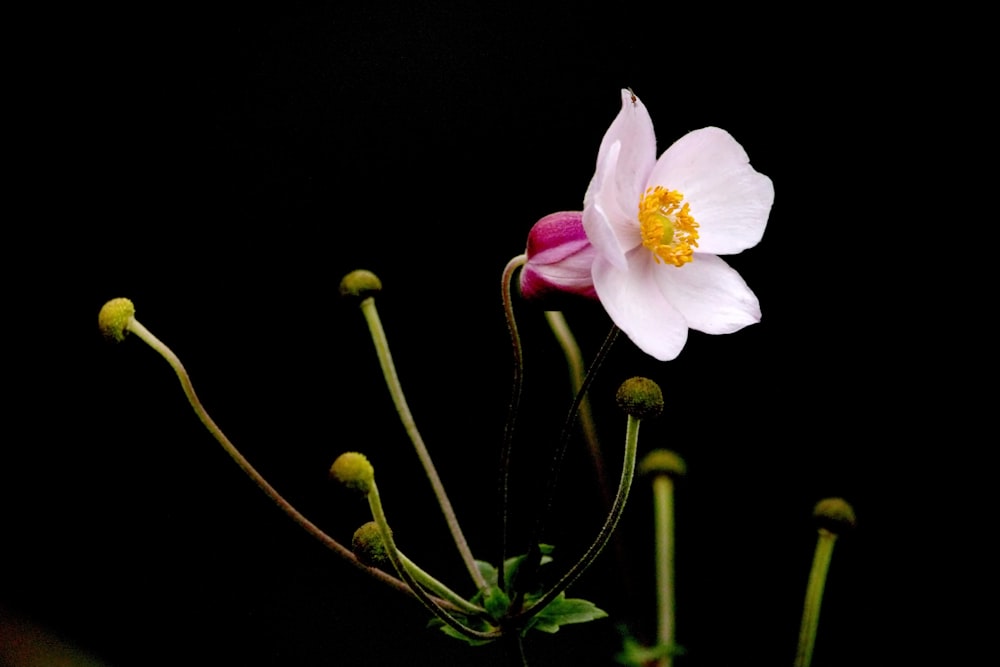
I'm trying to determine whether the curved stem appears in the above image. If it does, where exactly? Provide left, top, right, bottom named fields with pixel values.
left=367, top=479, right=501, bottom=642
left=543, top=311, right=610, bottom=512
left=513, top=324, right=619, bottom=604
left=358, top=297, right=487, bottom=591
left=499, top=254, right=527, bottom=589
left=397, top=550, right=487, bottom=616
left=123, top=317, right=433, bottom=603
left=514, top=412, right=641, bottom=624
left=794, top=530, right=838, bottom=667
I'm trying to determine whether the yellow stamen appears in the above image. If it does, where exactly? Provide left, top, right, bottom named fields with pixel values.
left=638, top=186, right=700, bottom=267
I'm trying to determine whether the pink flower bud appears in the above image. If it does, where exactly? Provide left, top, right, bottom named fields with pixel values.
left=519, top=211, right=598, bottom=303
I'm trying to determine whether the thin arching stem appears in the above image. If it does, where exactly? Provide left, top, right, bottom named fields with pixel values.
left=123, top=317, right=451, bottom=605
left=397, top=550, right=487, bottom=616
left=499, top=254, right=527, bottom=590
left=359, top=297, right=487, bottom=591
left=543, top=311, right=610, bottom=509
left=513, top=412, right=641, bottom=624
left=367, top=479, right=501, bottom=642
left=513, top=324, right=619, bottom=604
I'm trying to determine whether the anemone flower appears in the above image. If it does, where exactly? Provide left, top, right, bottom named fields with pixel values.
left=581, top=89, right=774, bottom=361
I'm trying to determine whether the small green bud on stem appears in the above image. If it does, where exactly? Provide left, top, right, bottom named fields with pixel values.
left=616, top=377, right=664, bottom=420
left=639, top=449, right=686, bottom=478
left=794, top=497, right=856, bottom=667
left=813, top=497, right=856, bottom=535
left=352, top=521, right=391, bottom=567
left=330, top=452, right=375, bottom=494
left=339, top=270, right=382, bottom=301
left=98, top=298, right=136, bottom=342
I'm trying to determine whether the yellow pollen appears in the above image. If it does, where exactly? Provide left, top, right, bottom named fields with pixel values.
left=638, top=186, right=700, bottom=267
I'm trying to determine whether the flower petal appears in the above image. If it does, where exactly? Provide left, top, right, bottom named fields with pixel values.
left=583, top=89, right=657, bottom=268
left=653, top=253, right=761, bottom=334
left=582, top=141, right=631, bottom=271
left=647, top=127, right=773, bottom=255
left=521, top=211, right=598, bottom=300
left=592, top=252, right=689, bottom=361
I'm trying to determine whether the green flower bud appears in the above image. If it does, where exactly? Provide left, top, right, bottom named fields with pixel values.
left=639, top=449, right=686, bottom=478
left=339, top=270, right=382, bottom=301
left=98, top=298, right=136, bottom=342
left=616, top=377, right=664, bottom=419
left=330, top=452, right=375, bottom=494
left=352, top=521, right=391, bottom=567
left=813, top=497, right=856, bottom=535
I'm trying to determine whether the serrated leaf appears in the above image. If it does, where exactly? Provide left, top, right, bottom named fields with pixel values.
left=525, top=593, right=607, bottom=634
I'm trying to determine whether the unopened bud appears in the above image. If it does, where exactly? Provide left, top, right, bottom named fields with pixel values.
left=813, top=497, right=856, bottom=535
left=616, top=377, right=664, bottom=419
left=639, top=449, right=686, bottom=478
left=519, top=211, right=599, bottom=305
left=330, top=452, right=375, bottom=494
left=98, top=298, right=136, bottom=343
left=339, top=270, right=382, bottom=301
left=352, top=521, right=390, bottom=567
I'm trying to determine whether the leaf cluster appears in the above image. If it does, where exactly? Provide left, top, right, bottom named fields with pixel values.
left=428, top=546, right=607, bottom=646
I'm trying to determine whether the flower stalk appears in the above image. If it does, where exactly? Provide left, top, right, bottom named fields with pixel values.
left=543, top=310, right=607, bottom=504
left=356, top=293, right=487, bottom=591
left=365, top=477, right=500, bottom=642
left=794, top=498, right=855, bottom=667
left=514, top=379, right=655, bottom=625
left=794, top=530, right=837, bottom=667
left=639, top=450, right=686, bottom=667
left=102, top=304, right=416, bottom=598
left=652, top=474, right=675, bottom=667
left=499, top=254, right=527, bottom=590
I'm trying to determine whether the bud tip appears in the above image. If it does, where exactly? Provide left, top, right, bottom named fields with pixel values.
left=813, top=497, right=856, bottom=534
left=639, top=449, right=686, bottom=478
left=98, top=298, right=136, bottom=342
left=339, top=270, right=382, bottom=301
left=616, top=377, right=664, bottom=419
left=352, top=521, right=391, bottom=567
left=330, top=452, right=375, bottom=494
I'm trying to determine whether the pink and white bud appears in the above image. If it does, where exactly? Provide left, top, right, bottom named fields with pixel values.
left=519, top=211, right=598, bottom=302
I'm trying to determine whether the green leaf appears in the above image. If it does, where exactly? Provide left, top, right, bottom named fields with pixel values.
left=503, top=544, right=555, bottom=595
left=524, top=593, right=607, bottom=634
left=482, top=585, right=511, bottom=620
left=475, top=559, right=498, bottom=588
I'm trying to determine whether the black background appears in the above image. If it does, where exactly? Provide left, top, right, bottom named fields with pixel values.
left=4, top=3, right=977, bottom=666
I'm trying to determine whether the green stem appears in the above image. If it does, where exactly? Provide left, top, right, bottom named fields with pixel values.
left=514, top=413, right=641, bottom=624
left=794, top=530, right=838, bottom=667
left=396, top=551, right=486, bottom=616
left=652, top=475, right=676, bottom=667
left=123, top=317, right=422, bottom=600
left=513, top=324, right=618, bottom=607
left=543, top=311, right=608, bottom=506
left=499, top=254, right=526, bottom=589
left=367, top=479, right=500, bottom=642
left=358, top=297, right=487, bottom=591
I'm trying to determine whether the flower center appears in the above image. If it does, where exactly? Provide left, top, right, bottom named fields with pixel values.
left=638, top=186, right=700, bottom=267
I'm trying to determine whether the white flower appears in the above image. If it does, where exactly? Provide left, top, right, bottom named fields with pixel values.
left=582, top=89, right=774, bottom=361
